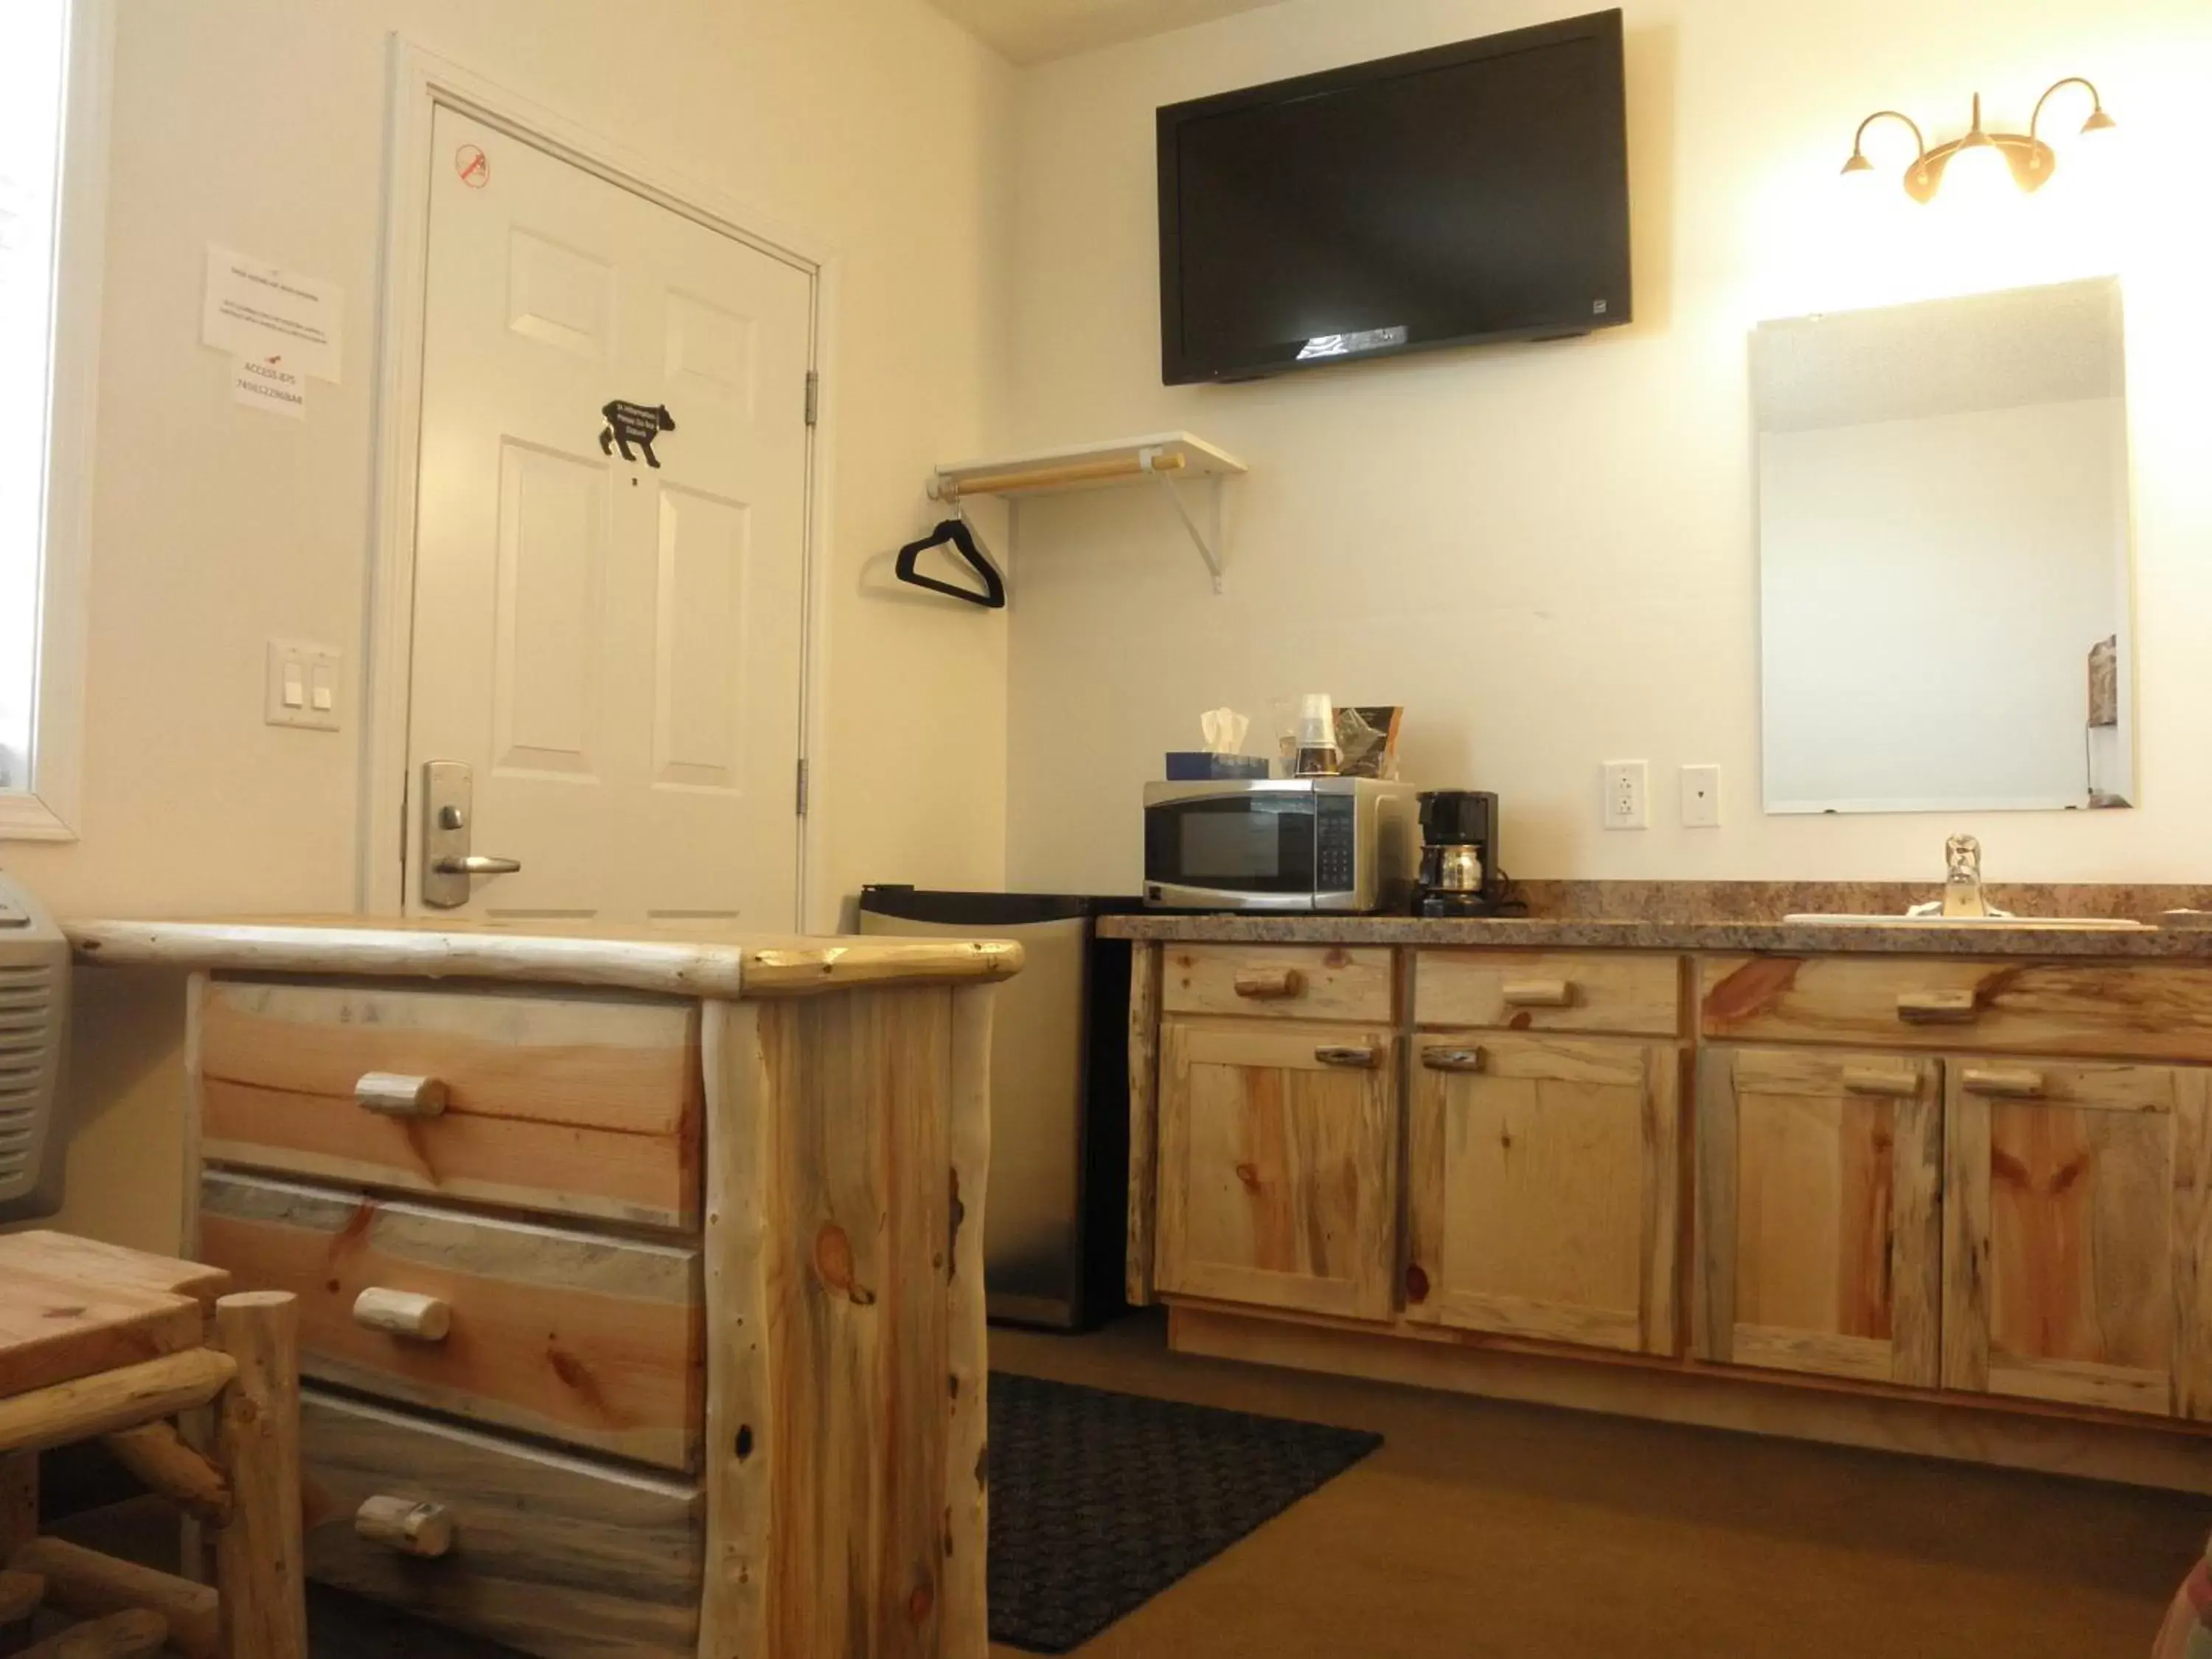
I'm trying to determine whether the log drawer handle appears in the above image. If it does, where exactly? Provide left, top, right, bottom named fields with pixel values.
left=1961, top=1067, right=2046, bottom=1099
left=1500, top=978, right=1574, bottom=1009
left=355, top=1072, right=450, bottom=1118
left=1842, top=1066, right=1921, bottom=1098
left=1314, top=1044, right=1380, bottom=1070
left=1234, top=967, right=1305, bottom=1001
left=1895, top=990, right=1978, bottom=1024
left=1422, top=1046, right=1486, bottom=1074
left=352, top=1287, right=452, bottom=1343
left=355, top=1495, right=456, bottom=1559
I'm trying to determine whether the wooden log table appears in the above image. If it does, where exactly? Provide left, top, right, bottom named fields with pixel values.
left=0, top=1231, right=304, bottom=1659
left=66, top=917, right=1023, bottom=1659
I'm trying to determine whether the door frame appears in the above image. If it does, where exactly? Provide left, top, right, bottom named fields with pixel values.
left=358, top=38, right=841, bottom=928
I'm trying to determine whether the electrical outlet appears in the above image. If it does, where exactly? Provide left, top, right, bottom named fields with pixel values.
left=1602, top=760, right=1647, bottom=830
left=1681, top=764, right=1721, bottom=828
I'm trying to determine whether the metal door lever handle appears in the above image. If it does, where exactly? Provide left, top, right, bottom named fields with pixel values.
left=431, top=855, right=521, bottom=876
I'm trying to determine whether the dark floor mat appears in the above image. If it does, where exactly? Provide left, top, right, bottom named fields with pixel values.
left=987, top=1371, right=1382, bottom=1653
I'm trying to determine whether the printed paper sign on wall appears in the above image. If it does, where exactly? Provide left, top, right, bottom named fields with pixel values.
left=202, top=246, right=343, bottom=383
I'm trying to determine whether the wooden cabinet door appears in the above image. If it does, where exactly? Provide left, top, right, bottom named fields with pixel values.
left=1694, top=1047, right=1941, bottom=1385
left=1154, top=1019, right=1397, bottom=1321
left=1404, top=1034, right=1680, bottom=1354
left=1944, top=1060, right=2212, bottom=1419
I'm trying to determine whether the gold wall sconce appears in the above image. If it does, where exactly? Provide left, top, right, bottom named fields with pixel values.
left=1843, top=78, right=2116, bottom=203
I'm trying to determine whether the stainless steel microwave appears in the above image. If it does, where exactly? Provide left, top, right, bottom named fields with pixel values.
left=1143, top=779, right=1419, bottom=912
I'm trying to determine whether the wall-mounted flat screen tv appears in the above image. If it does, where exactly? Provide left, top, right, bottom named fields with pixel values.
left=1156, top=10, right=1631, bottom=384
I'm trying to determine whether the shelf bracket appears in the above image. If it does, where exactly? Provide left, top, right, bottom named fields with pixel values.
left=1141, top=446, right=1225, bottom=593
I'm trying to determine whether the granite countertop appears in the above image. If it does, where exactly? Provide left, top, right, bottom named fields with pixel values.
left=1099, top=882, right=2212, bottom=959
left=66, top=916, right=1023, bottom=998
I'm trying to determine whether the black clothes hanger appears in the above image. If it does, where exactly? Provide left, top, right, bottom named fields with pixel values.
left=896, top=515, right=1006, bottom=609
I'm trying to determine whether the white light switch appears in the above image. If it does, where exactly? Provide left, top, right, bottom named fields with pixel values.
left=265, top=639, right=342, bottom=731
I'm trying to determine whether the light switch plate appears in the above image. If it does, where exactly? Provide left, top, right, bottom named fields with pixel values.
left=1681, top=764, right=1722, bottom=827
left=265, top=639, right=341, bottom=731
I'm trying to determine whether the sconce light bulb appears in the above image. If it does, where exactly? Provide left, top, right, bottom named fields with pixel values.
left=2081, top=106, right=2118, bottom=136
left=1840, top=150, right=1875, bottom=178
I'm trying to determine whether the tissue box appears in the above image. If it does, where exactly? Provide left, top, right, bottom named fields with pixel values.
left=1165, top=752, right=1273, bottom=781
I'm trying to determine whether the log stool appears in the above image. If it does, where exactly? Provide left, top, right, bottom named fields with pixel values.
left=0, top=1232, right=305, bottom=1659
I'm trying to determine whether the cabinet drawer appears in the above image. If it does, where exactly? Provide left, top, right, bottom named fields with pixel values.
left=1700, top=956, right=2212, bottom=1063
left=1161, top=944, right=1395, bottom=1023
left=196, top=979, right=700, bottom=1231
left=1416, top=950, right=1682, bottom=1036
left=300, top=1390, right=701, bottom=1659
left=201, top=1171, right=702, bottom=1472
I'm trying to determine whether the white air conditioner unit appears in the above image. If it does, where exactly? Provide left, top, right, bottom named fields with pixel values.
left=0, top=872, right=71, bottom=1222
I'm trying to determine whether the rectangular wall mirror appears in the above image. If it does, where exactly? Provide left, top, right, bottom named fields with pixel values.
left=1753, top=277, right=2133, bottom=814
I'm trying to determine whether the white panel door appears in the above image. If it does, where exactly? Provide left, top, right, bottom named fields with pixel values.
left=407, top=107, right=812, bottom=926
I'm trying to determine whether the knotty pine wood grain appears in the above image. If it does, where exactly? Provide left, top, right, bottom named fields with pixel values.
left=699, top=999, right=773, bottom=1659
left=1124, top=945, right=1163, bottom=1308
left=212, top=1291, right=308, bottom=1659
left=299, top=1390, right=702, bottom=1659
left=10, top=1539, right=218, bottom=1659
left=1414, top=950, right=1682, bottom=1036
left=1699, top=954, right=2212, bottom=1062
left=0, top=1234, right=229, bottom=1397
left=1161, top=945, right=1395, bottom=1024
left=0, top=1352, right=237, bottom=1459
left=1403, top=1034, right=1679, bottom=1356
left=199, top=981, right=698, bottom=1134
left=1694, top=1047, right=1941, bottom=1387
left=70, top=919, right=1021, bottom=1001
left=195, top=980, right=700, bottom=1229
left=197, top=1172, right=702, bottom=1472
left=1944, top=1061, right=2208, bottom=1418
left=939, top=986, right=993, bottom=1659
left=1155, top=1019, right=1397, bottom=1322
left=745, top=985, right=967, bottom=1658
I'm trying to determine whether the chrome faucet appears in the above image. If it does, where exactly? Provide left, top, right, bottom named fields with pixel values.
left=1941, top=834, right=1989, bottom=918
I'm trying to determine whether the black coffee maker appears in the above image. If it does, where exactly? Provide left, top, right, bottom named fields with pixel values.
left=1416, top=790, right=1506, bottom=917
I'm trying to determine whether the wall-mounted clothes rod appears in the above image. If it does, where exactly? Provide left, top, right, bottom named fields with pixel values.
left=924, top=433, right=1246, bottom=593
left=930, top=450, right=1186, bottom=502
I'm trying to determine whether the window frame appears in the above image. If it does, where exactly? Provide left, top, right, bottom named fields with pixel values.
left=0, top=0, right=111, bottom=842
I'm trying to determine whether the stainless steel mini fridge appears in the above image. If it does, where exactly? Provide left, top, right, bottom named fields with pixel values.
left=857, top=888, right=1136, bottom=1330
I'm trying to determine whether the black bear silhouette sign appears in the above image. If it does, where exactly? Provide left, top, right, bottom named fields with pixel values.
left=599, top=400, right=677, bottom=468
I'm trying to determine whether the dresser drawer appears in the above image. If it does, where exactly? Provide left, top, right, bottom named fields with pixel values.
left=201, top=1171, right=702, bottom=1472
left=1161, top=944, right=1396, bottom=1023
left=1416, top=950, right=1683, bottom=1036
left=196, top=979, right=700, bottom=1231
left=299, top=1390, right=701, bottom=1659
left=1699, top=956, right=2212, bottom=1062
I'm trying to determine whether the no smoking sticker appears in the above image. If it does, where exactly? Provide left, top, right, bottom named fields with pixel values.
left=455, top=145, right=489, bottom=189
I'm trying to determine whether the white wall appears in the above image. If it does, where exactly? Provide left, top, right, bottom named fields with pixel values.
left=6, top=0, right=1015, bottom=1247
left=1001, top=0, right=2212, bottom=893
left=1760, top=397, right=2124, bottom=812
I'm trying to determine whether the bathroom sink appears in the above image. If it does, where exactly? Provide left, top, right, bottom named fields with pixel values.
left=1781, top=913, right=2153, bottom=931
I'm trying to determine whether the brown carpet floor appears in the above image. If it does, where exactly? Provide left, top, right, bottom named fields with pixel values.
left=991, top=1311, right=2211, bottom=1658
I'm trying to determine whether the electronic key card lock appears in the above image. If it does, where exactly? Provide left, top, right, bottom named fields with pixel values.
left=420, top=761, right=523, bottom=909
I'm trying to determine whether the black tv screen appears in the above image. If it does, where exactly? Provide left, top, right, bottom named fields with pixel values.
left=1157, top=10, right=1631, bottom=384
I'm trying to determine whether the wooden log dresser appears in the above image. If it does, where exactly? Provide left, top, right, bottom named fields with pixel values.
left=63, top=918, right=1023, bottom=1659
left=1107, top=908, right=2212, bottom=1495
